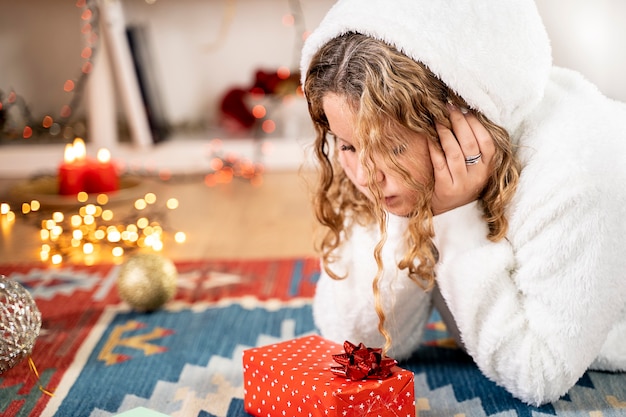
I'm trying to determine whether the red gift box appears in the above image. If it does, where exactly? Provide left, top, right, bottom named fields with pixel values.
left=243, top=335, right=415, bottom=417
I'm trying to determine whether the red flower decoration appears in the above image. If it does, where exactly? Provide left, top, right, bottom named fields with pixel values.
left=330, top=341, right=398, bottom=380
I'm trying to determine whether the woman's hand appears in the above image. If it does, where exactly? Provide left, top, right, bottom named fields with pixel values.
left=428, top=104, right=495, bottom=216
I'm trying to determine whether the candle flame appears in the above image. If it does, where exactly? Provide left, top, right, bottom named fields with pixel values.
left=72, top=137, right=87, bottom=161
left=97, top=148, right=111, bottom=163
left=64, top=143, right=76, bottom=163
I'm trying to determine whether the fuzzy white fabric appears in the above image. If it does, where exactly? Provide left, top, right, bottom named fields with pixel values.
left=302, top=0, right=626, bottom=407
left=313, top=213, right=432, bottom=360
left=300, top=0, right=552, bottom=134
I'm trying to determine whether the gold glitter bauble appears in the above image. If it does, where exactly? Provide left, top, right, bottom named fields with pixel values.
left=117, top=254, right=178, bottom=311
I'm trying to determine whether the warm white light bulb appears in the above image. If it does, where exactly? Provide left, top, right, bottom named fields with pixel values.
left=97, top=148, right=111, bottom=163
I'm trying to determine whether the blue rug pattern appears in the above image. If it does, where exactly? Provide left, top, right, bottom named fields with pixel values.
left=1, top=260, right=624, bottom=417
left=44, top=301, right=625, bottom=417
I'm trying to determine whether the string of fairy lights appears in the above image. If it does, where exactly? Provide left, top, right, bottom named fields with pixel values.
left=2, top=192, right=186, bottom=266
left=0, top=0, right=99, bottom=142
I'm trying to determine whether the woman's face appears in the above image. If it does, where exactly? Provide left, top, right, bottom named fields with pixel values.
left=323, top=93, right=433, bottom=216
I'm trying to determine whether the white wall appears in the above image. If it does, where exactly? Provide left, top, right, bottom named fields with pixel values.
left=535, top=0, right=626, bottom=102
left=0, top=0, right=625, bottom=135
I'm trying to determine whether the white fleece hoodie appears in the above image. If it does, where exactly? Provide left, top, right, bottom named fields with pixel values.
left=300, top=0, right=626, bottom=406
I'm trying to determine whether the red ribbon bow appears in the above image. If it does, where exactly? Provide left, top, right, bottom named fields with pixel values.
left=331, top=340, right=398, bottom=380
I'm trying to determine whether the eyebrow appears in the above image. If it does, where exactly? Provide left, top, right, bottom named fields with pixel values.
left=328, top=131, right=342, bottom=141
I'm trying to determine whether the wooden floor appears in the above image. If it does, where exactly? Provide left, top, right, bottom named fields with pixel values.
left=0, top=170, right=318, bottom=265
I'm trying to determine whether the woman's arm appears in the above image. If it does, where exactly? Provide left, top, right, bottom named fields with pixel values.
left=429, top=76, right=626, bottom=405
left=313, top=214, right=433, bottom=360
left=432, top=162, right=626, bottom=405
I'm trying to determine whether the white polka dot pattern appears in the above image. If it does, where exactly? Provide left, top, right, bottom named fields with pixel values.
left=242, top=335, right=415, bottom=417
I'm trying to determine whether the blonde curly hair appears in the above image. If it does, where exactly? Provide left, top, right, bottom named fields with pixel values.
left=303, top=33, right=520, bottom=351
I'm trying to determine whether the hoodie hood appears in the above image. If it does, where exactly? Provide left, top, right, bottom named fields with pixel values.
left=300, top=0, right=553, bottom=134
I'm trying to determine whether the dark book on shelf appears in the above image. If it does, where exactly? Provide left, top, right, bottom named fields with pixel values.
left=125, top=24, right=170, bottom=144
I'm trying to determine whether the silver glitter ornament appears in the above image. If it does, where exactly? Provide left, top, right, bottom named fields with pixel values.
left=0, top=275, right=42, bottom=374
left=117, top=253, right=178, bottom=311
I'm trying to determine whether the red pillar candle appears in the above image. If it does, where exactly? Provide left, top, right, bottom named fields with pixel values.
left=58, top=143, right=89, bottom=195
left=86, top=148, right=119, bottom=193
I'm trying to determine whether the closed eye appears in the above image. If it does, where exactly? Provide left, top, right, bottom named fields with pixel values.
left=339, top=144, right=356, bottom=152
left=393, top=144, right=407, bottom=155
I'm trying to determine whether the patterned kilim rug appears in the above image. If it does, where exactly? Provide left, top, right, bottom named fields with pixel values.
left=0, top=258, right=624, bottom=417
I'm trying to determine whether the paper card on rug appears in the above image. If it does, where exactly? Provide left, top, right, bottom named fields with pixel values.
left=113, top=407, right=171, bottom=417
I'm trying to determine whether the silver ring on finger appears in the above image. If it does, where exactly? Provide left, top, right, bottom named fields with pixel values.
left=464, top=152, right=482, bottom=165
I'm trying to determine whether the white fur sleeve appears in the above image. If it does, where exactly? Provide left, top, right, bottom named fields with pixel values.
left=433, top=176, right=626, bottom=405
left=312, top=214, right=433, bottom=359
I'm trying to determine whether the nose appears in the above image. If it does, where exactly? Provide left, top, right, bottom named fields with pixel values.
left=354, top=159, right=384, bottom=187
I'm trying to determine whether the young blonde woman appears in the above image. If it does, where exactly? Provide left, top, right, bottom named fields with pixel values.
left=300, top=0, right=626, bottom=406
